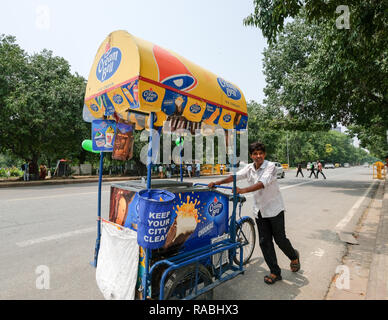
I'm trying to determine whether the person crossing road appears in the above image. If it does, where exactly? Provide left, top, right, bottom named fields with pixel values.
left=316, top=161, right=326, bottom=179
left=296, top=163, right=304, bottom=177
left=309, top=163, right=317, bottom=178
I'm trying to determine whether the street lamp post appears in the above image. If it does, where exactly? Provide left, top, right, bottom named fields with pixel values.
left=286, top=132, right=290, bottom=166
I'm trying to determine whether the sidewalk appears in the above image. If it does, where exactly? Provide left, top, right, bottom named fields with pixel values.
left=0, top=175, right=138, bottom=188
left=0, top=173, right=221, bottom=188
left=326, top=175, right=388, bottom=300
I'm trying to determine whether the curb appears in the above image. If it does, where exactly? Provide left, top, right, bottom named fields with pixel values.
left=0, top=174, right=225, bottom=188
left=326, top=176, right=386, bottom=300
left=366, top=175, right=388, bottom=299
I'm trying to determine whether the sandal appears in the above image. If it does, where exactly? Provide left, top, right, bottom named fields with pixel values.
left=290, top=249, right=300, bottom=272
left=264, top=274, right=282, bottom=285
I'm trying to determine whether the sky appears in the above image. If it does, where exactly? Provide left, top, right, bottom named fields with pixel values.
left=0, top=0, right=268, bottom=104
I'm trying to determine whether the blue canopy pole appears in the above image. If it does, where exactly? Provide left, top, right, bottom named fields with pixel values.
left=231, top=129, right=237, bottom=242
left=91, top=151, right=104, bottom=267
left=180, top=144, right=183, bottom=182
left=143, top=112, right=154, bottom=299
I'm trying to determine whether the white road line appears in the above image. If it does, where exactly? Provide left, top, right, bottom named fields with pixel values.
left=16, top=227, right=96, bottom=247
left=311, top=248, right=325, bottom=258
left=280, top=180, right=313, bottom=190
left=335, top=179, right=379, bottom=231
left=244, top=180, right=316, bottom=198
left=5, top=190, right=109, bottom=202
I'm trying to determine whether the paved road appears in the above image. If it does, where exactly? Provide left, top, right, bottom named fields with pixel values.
left=0, top=166, right=377, bottom=299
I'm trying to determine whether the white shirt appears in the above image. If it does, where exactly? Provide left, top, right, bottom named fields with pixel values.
left=236, top=160, right=285, bottom=218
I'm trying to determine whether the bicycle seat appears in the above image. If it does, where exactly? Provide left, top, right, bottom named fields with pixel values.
left=228, top=194, right=246, bottom=204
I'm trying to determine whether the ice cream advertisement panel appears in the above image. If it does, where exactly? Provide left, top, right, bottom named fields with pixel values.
left=92, top=120, right=116, bottom=152
left=122, top=189, right=229, bottom=254
left=84, top=31, right=247, bottom=130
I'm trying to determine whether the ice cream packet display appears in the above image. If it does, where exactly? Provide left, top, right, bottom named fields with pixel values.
left=112, top=121, right=134, bottom=161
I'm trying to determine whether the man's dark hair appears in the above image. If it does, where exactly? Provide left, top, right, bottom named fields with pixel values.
left=249, top=142, right=266, bottom=155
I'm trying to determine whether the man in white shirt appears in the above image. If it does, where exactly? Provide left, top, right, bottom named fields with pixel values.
left=208, top=142, right=300, bottom=284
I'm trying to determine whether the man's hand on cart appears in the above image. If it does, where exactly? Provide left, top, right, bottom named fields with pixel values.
left=236, top=187, right=244, bottom=194
left=208, top=175, right=234, bottom=189
left=208, top=182, right=217, bottom=189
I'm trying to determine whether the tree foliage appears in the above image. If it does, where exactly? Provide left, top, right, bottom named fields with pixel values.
left=246, top=101, right=373, bottom=165
left=0, top=35, right=90, bottom=170
left=245, top=1, right=387, bottom=158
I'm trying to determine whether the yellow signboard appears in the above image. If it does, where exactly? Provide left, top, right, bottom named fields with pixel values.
left=84, top=30, right=248, bottom=131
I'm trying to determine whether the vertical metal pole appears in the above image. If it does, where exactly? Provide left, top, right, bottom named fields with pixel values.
left=180, top=144, right=183, bottom=182
left=228, top=129, right=238, bottom=264
left=143, top=112, right=154, bottom=299
left=91, top=151, right=104, bottom=267
left=286, top=132, right=290, bottom=167
left=231, top=129, right=237, bottom=242
left=146, top=113, right=154, bottom=190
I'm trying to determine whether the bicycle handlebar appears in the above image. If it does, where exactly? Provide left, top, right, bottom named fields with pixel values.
left=193, top=183, right=233, bottom=190
left=193, top=183, right=246, bottom=203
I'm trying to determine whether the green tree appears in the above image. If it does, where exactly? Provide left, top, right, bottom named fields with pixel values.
left=0, top=35, right=90, bottom=173
left=244, top=1, right=388, bottom=157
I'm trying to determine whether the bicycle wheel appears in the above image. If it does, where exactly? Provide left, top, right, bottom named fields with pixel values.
left=163, top=264, right=213, bottom=300
left=233, top=217, right=256, bottom=266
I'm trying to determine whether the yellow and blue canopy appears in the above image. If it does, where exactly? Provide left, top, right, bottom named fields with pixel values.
left=84, top=30, right=248, bottom=131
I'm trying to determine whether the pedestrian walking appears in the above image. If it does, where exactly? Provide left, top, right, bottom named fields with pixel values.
left=21, top=162, right=29, bottom=181
left=308, top=162, right=316, bottom=178
left=158, top=165, right=164, bottom=178
left=39, top=163, right=47, bottom=180
left=296, top=163, right=304, bottom=177
left=195, top=162, right=201, bottom=178
left=316, top=161, right=326, bottom=179
left=208, top=141, right=300, bottom=285
left=187, top=164, right=192, bottom=178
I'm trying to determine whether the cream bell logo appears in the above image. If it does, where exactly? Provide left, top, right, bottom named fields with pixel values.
left=96, top=45, right=122, bottom=82
left=217, top=78, right=241, bottom=100
left=208, top=197, right=223, bottom=217
left=142, top=89, right=159, bottom=102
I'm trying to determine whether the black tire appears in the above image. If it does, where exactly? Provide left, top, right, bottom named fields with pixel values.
left=233, top=217, right=256, bottom=266
left=163, top=264, right=213, bottom=300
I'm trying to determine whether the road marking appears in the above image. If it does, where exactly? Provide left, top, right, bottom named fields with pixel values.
left=280, top=180, right=313, bottom=190
left=335, top=179, right=379, bottom=231
left=16, top=227, right=96, bottom=247
left=311, top=248, right=325, bottom=258
left=5, top=190, right=109, bottom=202
left=244, top=180, right=316, bottom=198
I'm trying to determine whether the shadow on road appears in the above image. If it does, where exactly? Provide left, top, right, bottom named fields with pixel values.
left=307, top=229, right=341, bottom=244
left=291, top=179, right=375, bottom=198
left=214, top=257, right=310, bottom=300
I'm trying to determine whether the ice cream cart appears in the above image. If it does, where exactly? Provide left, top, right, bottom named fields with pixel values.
left=83, top=30, right=255, bottom=300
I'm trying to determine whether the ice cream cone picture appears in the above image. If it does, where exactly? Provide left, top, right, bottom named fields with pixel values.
left=105, top=126, right=115, bottom=147
left=203, top=105, right=221, bottom=126
left=92, top=120, right=116, bottom=152
left=163, top=195, right=200, bottom=249
left=101, top=93, right=115, bottom=116
left=122, top=80, right=139, bottom=109
left=235, top=114, right=248, bottom=130
left=153, top=45, right=197, bottom=92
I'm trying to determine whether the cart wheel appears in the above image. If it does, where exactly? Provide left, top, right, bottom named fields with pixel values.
left=163, top=264, right=213, bottom=300
left=233, top=217, right=256, bottom=266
